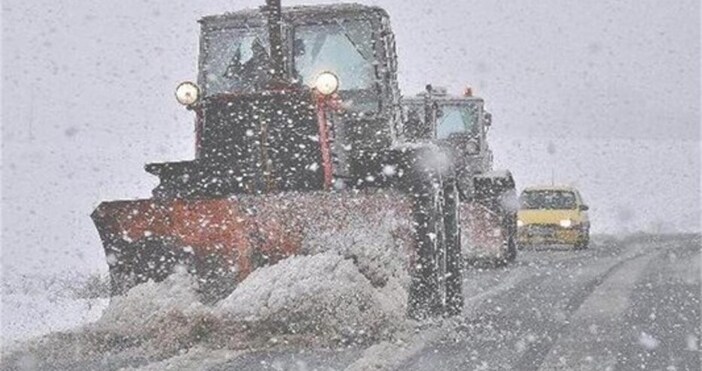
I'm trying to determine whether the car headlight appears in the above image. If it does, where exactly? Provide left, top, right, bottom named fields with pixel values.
left=517, top=220, right=524, bottom=227
left=314, top=72, right=339, bottom=96
left=175, top=81, right=200, bottom=106
left=559, top=219, right=573, bottom=228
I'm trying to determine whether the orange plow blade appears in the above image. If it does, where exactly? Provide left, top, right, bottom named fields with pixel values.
left=460, top=201, right=509, bottom=262
left=92, top=191, right=414, bottom=299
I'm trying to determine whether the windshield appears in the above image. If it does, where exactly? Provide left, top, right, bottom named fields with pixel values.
left=436, top=103, right=479, bottom=139
left=294, top=20, right=375, bottom=91
left=201, top=27, right=270, bottom=95
left=520, top=190, right=577, bottom=210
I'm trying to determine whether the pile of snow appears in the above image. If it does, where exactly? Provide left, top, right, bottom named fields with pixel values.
left=2, top=247, right=410, bottom=369
left=216, top=251, right=407, bottom=342
left=94, top=269, right=204, bottom=334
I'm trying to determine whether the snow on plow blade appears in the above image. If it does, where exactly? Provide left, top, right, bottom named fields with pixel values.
left=461, top=202, right=507, bottom=260
left=92, top=191, right=413, bottom=299
left=461, top=171, right=517, bottom=263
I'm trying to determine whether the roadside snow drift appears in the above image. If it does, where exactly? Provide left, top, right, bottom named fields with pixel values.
left=2, top=246, right=411, bottom=369
left=217, top=251, right=407, bottom=341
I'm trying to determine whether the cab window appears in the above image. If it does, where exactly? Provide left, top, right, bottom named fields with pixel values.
left=436, top=104, right=479, bottom=139
left=202, top=27, right=270, bottom=95
left=294, top=19, right=375, bottom=91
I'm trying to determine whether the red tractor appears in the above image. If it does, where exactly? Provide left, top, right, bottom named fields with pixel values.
left=92, top=1, right=510, bottom=319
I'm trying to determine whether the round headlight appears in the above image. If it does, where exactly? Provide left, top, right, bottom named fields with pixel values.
left=559, top=219, right=572, bottom=228
left=314, top=72, right=339, bottom=96
left=517, top=220, right=524, bottom=228
left=175, top=81, right=200, bottom=106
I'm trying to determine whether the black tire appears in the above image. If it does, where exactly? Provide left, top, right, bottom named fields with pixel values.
left=443, top=178, right=463, bottom=316
left=576, top=230, right=590, bottom=250
left=505, top=234, right=517, bottom=262
left=408, top=175, right=446, bottom=319
left=581, top=238, right=590, bottom=249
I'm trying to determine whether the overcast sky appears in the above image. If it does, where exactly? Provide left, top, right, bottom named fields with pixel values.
left=2, top=0, right=700, bottom=276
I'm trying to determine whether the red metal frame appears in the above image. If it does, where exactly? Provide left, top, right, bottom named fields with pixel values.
left=314, top=91, right=344, bottom=190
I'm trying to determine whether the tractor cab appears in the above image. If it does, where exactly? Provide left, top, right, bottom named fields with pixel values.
left=403, top=87, right=496, bottom=193
left=148, top=4, right=403, bottom=199
left=196, top=4, right=400, bottom=112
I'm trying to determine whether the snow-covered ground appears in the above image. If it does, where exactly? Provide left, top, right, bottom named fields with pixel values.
left=1, top=294, right=107, bottom=347
left=1, top=239, right=413, bottom=369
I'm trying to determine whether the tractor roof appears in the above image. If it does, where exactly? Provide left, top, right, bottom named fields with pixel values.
left=200, top=3, right=388, bottom=27
left=402, top=87, right=485, bottom=106
left=522, top=185, right=579, bottom=192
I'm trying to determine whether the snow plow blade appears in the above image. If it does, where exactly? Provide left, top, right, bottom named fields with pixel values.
left=461, top=202, right=510, bottom=262
left=461, top=171, right=518, bottom=264
left=92, top=191, right=414, bottom=299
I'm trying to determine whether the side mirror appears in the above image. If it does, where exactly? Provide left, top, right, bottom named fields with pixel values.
left=484, top=112, right=492, bottom=127
left=435, top=104, right=444, bottom=119
left=579, top=204, right=589, bottom=211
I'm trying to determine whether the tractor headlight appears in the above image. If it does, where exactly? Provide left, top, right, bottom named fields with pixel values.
left=175, top=81, right=200, bottom=106
left=517, top=220, right=524, bottom=228
left=559, top=219, right=573, bottom=228
left=314, top=72, right=339, bottom=96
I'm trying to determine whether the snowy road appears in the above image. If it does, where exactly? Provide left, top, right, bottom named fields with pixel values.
left=2, top=235, right=699, bottom=370
left=215, top=235, right=701, bottom=371
left=399, top=235, right=701, bottom=371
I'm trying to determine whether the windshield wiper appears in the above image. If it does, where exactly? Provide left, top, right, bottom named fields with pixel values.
left=334, top=19, right=372, bottom=61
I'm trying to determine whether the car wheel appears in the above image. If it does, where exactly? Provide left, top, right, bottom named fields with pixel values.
left=577, top=227, right=590, bottom=250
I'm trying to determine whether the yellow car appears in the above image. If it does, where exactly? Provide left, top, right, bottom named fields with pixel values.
left=517, top=185, right=590, bottom=249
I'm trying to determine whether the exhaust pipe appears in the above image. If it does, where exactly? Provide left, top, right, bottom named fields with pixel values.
left=265, top=0, right=286, bottom=81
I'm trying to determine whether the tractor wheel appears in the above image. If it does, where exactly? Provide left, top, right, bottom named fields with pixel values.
left=408, top=174, right=447, bottom=319
left=505, top=234, right=517, bottom=262
left=504, top=216, right=518, bottom=262
left=443, top=178, right=464, bottom=316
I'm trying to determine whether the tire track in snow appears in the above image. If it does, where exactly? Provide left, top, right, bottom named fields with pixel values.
left=515, top=243, right=654, bottom=370
left=346, top=263, right=546, bottom=371
left=535, top=250, right=660, bottom=370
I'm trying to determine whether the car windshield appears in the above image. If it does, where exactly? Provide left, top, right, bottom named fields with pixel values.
left=436, top=103, right=479, bottom=139
left=520, top=190, right=577, bottom=210
left=294, top=19, right=375, bottom=91
left=201, top=27, right=270, bottom=95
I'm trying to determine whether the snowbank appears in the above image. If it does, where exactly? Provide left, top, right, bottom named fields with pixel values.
left=217, top=251, right=407, bottom=342
left=2, top=246, right=410, bottom=369
left=94, top=269, right=204, bottom=333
